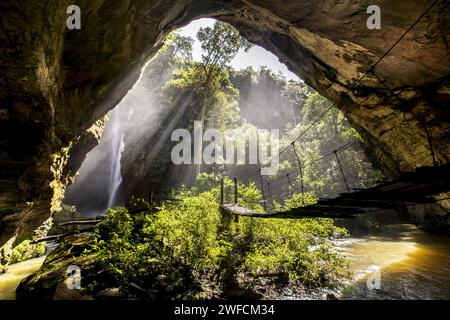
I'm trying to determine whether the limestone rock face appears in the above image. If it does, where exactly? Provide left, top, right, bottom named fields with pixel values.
left=1, top=0, right=449, bottom=255
left=16, top=234, right=95, bottom=300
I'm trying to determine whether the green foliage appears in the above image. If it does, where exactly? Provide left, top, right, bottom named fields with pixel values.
left=83, top=174, right=350, bottom=298
left=48, top=204, right=85, bottom=236
left=96, top=207, right=133, bottom=242
left=167, top=32, right=194, bottom=60
left=284, top=191, right=318, bottom=209
left=191, top=173, right=263, bottom=212
left=144, top=192, right=227, bottom=271
left=166, top=21, right=251, bottom=132
left=88, top=208, right=138, bottom=291
left=239, top=218, right=350, bottom=287
left=192, top=174, right=350, bottom=291
left=272, top=92, right=383, bottom=199
left=197, top=21, right=252, bottom=69
left=238, top=182, right=264, bottom=212
left=87, top=196, right=226, bottom=297
left=229, top=181, right=349, bottom=290
left=9, top=240, right=46, bottom=264
left=76, top=20, right=382, bottom=297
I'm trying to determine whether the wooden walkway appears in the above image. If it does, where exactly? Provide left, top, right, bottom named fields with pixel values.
left=222, top=163, right=450, bottom=219
left=221, top=204, right=359, bottom=219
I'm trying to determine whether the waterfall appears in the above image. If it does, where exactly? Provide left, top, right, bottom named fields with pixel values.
left=105, top=108, right=125, bottom=213
left=63, top=106, right=129, bottom=217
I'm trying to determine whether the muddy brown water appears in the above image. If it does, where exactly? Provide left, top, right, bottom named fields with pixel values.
left=1, top=218, right=449, bottom=300
left=0, top=256, right=46, bottom=300
left=337, top=223, right=450, bottom=299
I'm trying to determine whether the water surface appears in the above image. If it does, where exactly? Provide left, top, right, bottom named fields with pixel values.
left=0, top=256, right=46, bottom=300
left=338, top=223, right=450, bottom=299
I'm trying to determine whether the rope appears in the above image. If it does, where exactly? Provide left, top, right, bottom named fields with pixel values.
left=370, top=69, right=439, bottom=166
left=292, top=142, right=305, bottom=205
left=266, top=139, right=358, bottom=189
left=334, top=150, right=350, bottom=192
left=242, top=0, right=443, bottom=183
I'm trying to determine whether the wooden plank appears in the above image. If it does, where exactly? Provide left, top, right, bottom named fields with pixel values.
left=283, top=206, right=364, bottom=215
left=337, top=192, right=436, bottom=203
left=58, top=219, right=103, bottom=227
left=32, top=231, right=80, bottom=243
left=220, top=164, right=450, bottom=220
left=221, top=204, right=359, bottom=219
left=274, top=212, right=357, bottom=219
left=317, top=198, right=399, bottom=209
left=221, top=204, right=273, bottom=217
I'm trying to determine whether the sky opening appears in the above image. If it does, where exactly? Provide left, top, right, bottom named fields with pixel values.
left=176, top=18, right=301, bottom=81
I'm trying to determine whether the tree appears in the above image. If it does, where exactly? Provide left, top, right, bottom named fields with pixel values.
left=272, top=92, right=383, bottom=202
left=281, top=81, right=313, bottom=126
left=138, top=33, right=194, bottom=91
left=194, top=21, right=252, bottom=173
left=196, top=21, right=252, bottom=88
left=170, top=33, right=194, bottom=60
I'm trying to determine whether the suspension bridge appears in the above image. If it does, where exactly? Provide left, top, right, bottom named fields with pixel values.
left=219, top=0, right=450, bottom=219
left=220, top=163, right=450, bottom=219
left=37, top=0, right=450, bottom=239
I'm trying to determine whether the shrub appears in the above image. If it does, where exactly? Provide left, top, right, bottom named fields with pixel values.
left=284, top=191, right=318, bottom=209
left=9, top=240, right=46, bottom=264
left=143, top=192, right=228, bottom=272
left=237, top=217, right=350, bottom=288
left=84, top=176, right=351, bottom=298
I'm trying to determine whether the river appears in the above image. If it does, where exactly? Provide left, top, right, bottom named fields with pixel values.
left=0, top=256, right=46, bottom=300
left=1, top=215, right=450, bottom=300
left=337, top=218, right=450, bottom=299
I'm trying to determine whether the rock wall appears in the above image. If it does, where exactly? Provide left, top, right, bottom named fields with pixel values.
left=1, top=0, right=449, bottom=257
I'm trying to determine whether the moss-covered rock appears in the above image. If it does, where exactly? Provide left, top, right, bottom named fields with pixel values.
left=0, top=0, right=449, bottom=255
left=9, top=240, right=46, bottom=265
left=47, top=204, right=86, bottom=236
left=16, top=234, right=96, bottom=300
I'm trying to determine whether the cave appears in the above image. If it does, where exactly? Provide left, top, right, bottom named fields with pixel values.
left=1, top=0, right=449, bottom=268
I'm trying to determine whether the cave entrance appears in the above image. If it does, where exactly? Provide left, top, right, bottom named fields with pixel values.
left=0, top=1, right=447, bottom=249
left=63, top=18, right=382, bottom=218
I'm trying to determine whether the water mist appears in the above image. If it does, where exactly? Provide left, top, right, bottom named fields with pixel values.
left=105, top=108, right=125, bottom=212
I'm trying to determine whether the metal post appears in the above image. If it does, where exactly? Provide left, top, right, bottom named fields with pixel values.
left=259, top=169, right=267, bottom=212
left=233, top=177, right=238, bottom=204
left=292, top=142, right=305, bottom=205
left=233, top=177, right=239, bottom=223
left=220, top=178, right=224, bottom=205
left=334, top=150, right=350, bottom=192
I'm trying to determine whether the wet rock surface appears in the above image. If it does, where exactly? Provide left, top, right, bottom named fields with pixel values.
left=1, top=0, right=449, bottom=256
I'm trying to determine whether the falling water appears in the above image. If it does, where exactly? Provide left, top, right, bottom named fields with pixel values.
left=105, top=109, right=125, bottom=212
left=63, top=55, right=170, bottom=217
